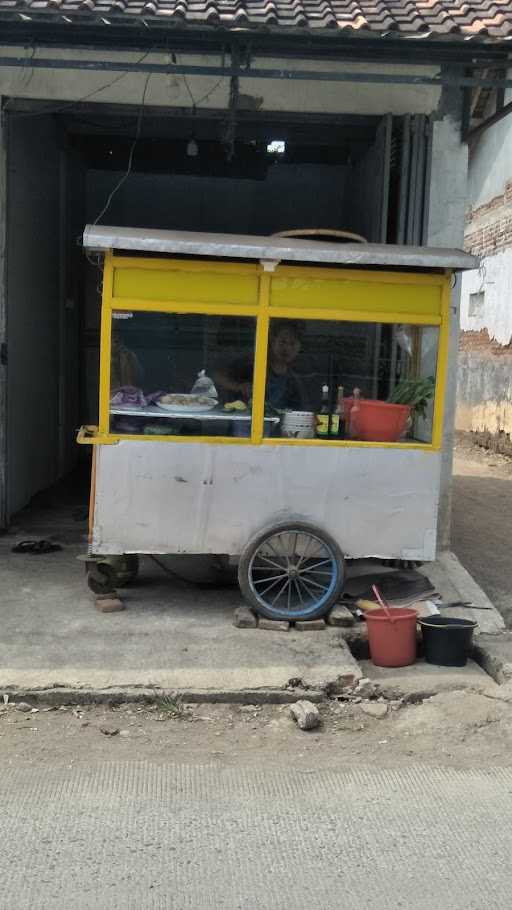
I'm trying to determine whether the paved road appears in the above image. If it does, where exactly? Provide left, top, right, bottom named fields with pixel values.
left=2, top=760, right=512, bottom=909
left=452, top=454, right=512, bottom=627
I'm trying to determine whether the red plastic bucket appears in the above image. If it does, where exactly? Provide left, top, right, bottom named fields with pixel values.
left=348, top=400, right=411, bottom=442
left=366, top=608, right=418, bottom=667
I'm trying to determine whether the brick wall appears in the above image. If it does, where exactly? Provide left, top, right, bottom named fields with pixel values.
left=459, top=329, right=512, bottom=356
left=465, top=180, right=512, bottom=256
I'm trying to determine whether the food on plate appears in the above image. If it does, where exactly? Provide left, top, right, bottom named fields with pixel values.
left=224, top=400, right=247, bottom=412
left=158, top=393, right=217, bottom=407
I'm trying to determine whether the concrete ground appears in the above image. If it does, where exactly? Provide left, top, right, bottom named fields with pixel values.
left=453, top=442, right=512, bottom=627
left=0, top=449, right=507, bottom=698
left=0, top=536, right=362, bottom=695
left=0, top=491, right=504, bottom=698
left=2, top=693, right=512, bottom=909
left=4, top=761, right=512, bottom=910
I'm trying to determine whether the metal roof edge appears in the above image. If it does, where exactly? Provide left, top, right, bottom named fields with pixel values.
left=83, top=225, right=478, bottom=271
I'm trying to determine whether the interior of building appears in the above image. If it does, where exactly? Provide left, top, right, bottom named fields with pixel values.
left=3, top=102, right=431, bottom=522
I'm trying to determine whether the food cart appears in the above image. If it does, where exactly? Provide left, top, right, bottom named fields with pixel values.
left=78, top=226, right=476, bottom=621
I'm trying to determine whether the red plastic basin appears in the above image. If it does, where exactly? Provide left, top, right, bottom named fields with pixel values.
left=349, top=399, right=411, bottom=443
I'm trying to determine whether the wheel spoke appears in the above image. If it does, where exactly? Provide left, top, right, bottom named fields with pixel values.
left=298, top=576, right=317, bottom=601
left=293, top=578, right=304, bottom=607
left=295, top=535, right=314, bottom=570
left=276, top=533, right=292, bottom=569
left=300, top=575, right=330, bottom=593
left=271, top=577, right=291, bottom=606
left=256, top=575, right=289, bottom=597
left=267, top=540, right=285, bottom=561
left=253, top=572, right=288, bottom=585
left=301, top=558, right=331, bottom=573
left=256, top=555, right=287, bottom=571
left=287, top=579, right=292, bottom=611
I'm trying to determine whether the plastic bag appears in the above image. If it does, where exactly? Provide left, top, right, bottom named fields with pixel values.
left=191, top=370, right=218, bottom=400
left=396, top=325, right=413, bottom=357
left=110, top=386, right=146, bottom=407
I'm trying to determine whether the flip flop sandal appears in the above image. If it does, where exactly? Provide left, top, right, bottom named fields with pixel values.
left=12, top=539, right=62, bottom=554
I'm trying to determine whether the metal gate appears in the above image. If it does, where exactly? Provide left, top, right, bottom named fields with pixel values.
left=395, top=114, right=433, bottom=246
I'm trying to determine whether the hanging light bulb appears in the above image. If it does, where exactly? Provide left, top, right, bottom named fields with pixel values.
left=186, top=138, right=199, bottom=158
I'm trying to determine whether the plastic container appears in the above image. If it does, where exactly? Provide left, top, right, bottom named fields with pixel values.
left=281, top=410, right=316, bottom=439
left=419, top=616, right=477, bottom=667
left=366, top=608, right=418, bottom=667
left=350, top=399, right=411, bottom=443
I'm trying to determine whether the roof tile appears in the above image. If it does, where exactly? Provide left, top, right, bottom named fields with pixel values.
left=1, top=0, right=512, bottom=36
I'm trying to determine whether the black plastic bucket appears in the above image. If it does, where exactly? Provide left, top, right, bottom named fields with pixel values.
left=419, top=616, right=477, bottom=667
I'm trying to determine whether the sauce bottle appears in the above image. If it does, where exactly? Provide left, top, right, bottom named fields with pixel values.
left=315, top=385, right=330, bottom=439
left=335, top=385, right=345, bottom=439
left=349, top=387, right=361, bottom=439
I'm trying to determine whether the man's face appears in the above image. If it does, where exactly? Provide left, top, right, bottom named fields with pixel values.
left=271, top=328, right=301, bottom=365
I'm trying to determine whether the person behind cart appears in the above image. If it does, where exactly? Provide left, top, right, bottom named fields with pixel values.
left=110, top=328, right=143, bottom=392
left=214, top=319, right=307, bottom=411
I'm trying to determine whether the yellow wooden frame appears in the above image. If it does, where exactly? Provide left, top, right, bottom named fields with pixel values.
left=87, top=252, right=451, bottom=452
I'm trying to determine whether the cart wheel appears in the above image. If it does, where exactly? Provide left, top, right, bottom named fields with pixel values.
left=85, top=561, right=117, bottom=595
left=114, top=555, right=140, bottom=586
left=85, top=556, right=139, bottom=590
left=238, top=522, right=345, bottom=622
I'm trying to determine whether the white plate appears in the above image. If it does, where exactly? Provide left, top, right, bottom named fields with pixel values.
left=156, top=395, right=218, bottom=413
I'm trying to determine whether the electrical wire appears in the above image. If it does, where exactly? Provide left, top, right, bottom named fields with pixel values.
left=178, top=50, right=226, bottom=109
left=92, top=71, right=152, bottom=226
left=192, top=75, right=225, bottom=107
left=4, top=47, right=155, bottom=119
left=181, top=70, right=197, bottom=110
left=3, top=49, right=226, bottom=126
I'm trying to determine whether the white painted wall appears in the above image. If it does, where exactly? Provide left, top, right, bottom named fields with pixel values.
left=460, top=81, right=512, bottom=343
left=457, top=83, right=512, bottom=443
left=461, top=249, right=512, bottom=345
left=467, top=86, right=512, bottom=210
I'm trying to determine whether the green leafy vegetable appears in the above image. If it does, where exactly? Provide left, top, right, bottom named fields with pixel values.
left=388, top=376, right=435, bottom=420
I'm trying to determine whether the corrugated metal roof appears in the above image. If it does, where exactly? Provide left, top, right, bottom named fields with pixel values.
left=84, top=224, right=478, bottom=270
left=1, top=0, right=512, bottom=37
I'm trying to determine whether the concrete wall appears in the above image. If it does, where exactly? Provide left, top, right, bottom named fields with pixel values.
left=467, top=88, right=512, bottom=209
left=0, top=49, right=442, bottom=117
left=427, top=114, right=468, bottom=550
left=6, top=115, right=61, bottom=515
left=458, top=83, right=512, bottom=452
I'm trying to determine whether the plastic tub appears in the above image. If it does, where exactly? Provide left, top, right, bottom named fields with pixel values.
left=419, top=616, right=477, bottom=667
left=282, top=410, right=316, bottom=439
left=366, top=608, right=418, bottom=668
left=350, top=400, right=410, bottom=442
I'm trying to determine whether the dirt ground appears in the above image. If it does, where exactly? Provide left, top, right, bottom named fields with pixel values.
left=452, top=437, right=512, bottom=628
left=2, top=689, right=512, bottom=772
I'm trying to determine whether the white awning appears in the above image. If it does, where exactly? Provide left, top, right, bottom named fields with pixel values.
left=83, top=225, right=478, bottom=272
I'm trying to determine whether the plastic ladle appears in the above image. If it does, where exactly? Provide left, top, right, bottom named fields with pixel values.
left=372, top=584, right=395, bottom=624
